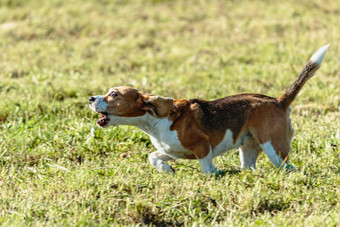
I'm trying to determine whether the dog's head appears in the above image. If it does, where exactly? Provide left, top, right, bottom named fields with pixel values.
left=89, top=86, right=174, bottom=127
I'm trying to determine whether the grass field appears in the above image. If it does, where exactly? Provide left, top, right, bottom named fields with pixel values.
left=0, top=0, right=339, bottom=226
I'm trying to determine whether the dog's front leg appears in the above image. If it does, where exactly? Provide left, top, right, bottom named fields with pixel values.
left=148, top=151, right=175, bottom=174
left=195, top=146, right=219, bottom=174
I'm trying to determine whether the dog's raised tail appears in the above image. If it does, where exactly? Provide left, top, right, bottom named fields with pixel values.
left=278, top=44, right=330, bottom=109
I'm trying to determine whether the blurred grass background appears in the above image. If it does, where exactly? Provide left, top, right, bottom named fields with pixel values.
left=0, top=0, right=339, bottom=226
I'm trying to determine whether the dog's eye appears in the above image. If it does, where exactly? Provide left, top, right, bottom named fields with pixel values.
left=110, top=91, right=118, bottom=97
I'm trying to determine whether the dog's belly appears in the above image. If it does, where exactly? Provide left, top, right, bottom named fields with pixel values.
left=212, top=129, right=243, bottom=158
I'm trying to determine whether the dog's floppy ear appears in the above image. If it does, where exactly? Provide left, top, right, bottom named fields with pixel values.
left=141, top=94, right=174, bottom=118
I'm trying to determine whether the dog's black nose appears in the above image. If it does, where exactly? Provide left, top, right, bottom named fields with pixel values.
left=89, top=96, right=96, bottom=103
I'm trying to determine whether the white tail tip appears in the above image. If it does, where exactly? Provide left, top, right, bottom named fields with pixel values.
left=310, top=43, right=330, bottom=65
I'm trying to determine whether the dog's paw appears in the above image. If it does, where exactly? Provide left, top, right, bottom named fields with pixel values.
left=159, top=164, right=175, bottom=175
left=282, top=163, right=296, bottom=173
left=169, top=166, right=176, bottom=175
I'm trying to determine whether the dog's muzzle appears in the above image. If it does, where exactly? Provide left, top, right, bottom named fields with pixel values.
left=89, top=96, right=111, bottom=127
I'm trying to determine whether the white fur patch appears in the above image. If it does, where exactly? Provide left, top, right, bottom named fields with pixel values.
left=148, top=151, right=174, bottom=174
left=109, top=113, right=190, bottom=159
left=147, top=121, right=189, bottom=159
left=310, top=44, right=330, bottom=66
left=260, top=141, right=283, bottom=168
left=198, top=148, right=218, bottom=174
left=239, top=146, right=258, bottom=170
left=212, top=129, right=243, bottom=158
left=89, top=95, right=108, bottom=113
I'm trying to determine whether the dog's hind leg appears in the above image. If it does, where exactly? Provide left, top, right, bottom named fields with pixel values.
left=148, top=151, right=176, bottom=174
left=259, top=141, right=295, bottom=171
left=249, top=106, right=296, bottom=171
left=239, top=139, right=261, bottom=170
left=260, top=141, right=286, bottom=168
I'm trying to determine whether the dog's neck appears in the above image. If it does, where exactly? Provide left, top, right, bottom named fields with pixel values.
left=108, top=113, right=169, bottom=136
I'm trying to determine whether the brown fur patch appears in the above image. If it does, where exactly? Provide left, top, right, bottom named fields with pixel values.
left=169, top=99, right=210, bottom=159
left=247, top=102, right=291, bottom=159
left=104, top=86, right=146, bottom=117
left=141, top=95, right=174, bottom=118
left=103, top=87, right=174, bottom=118
left=188, top=94, right=280, bottom=144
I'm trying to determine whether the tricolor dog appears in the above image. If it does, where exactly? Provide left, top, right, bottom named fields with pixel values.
left=89, top=44, right=329, bottom=174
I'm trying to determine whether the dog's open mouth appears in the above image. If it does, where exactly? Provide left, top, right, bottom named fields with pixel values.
left=97, top=113, right=110, bottom=127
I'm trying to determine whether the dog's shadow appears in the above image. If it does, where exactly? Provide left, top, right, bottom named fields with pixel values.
left=215, top=169, right=241, bottom=178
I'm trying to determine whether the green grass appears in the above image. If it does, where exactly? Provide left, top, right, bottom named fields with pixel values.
left=0, top=0, right=339, bottom=226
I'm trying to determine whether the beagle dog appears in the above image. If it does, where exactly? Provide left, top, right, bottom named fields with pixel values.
left=89, top=44, right=329, bottom=174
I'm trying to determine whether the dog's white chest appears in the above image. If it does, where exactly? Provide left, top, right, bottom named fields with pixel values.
left=143, top=118, right=190, bottom=159
left=149, top=132, right=186, bottom=154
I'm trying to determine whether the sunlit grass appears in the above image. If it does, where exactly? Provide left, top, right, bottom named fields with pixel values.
left=0, top=0, right=339, bottom=225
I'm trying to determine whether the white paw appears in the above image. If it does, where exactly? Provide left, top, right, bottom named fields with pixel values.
left=159, top=164, right=175, bottom=175
left=282, top=163, right=296, bottom=172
